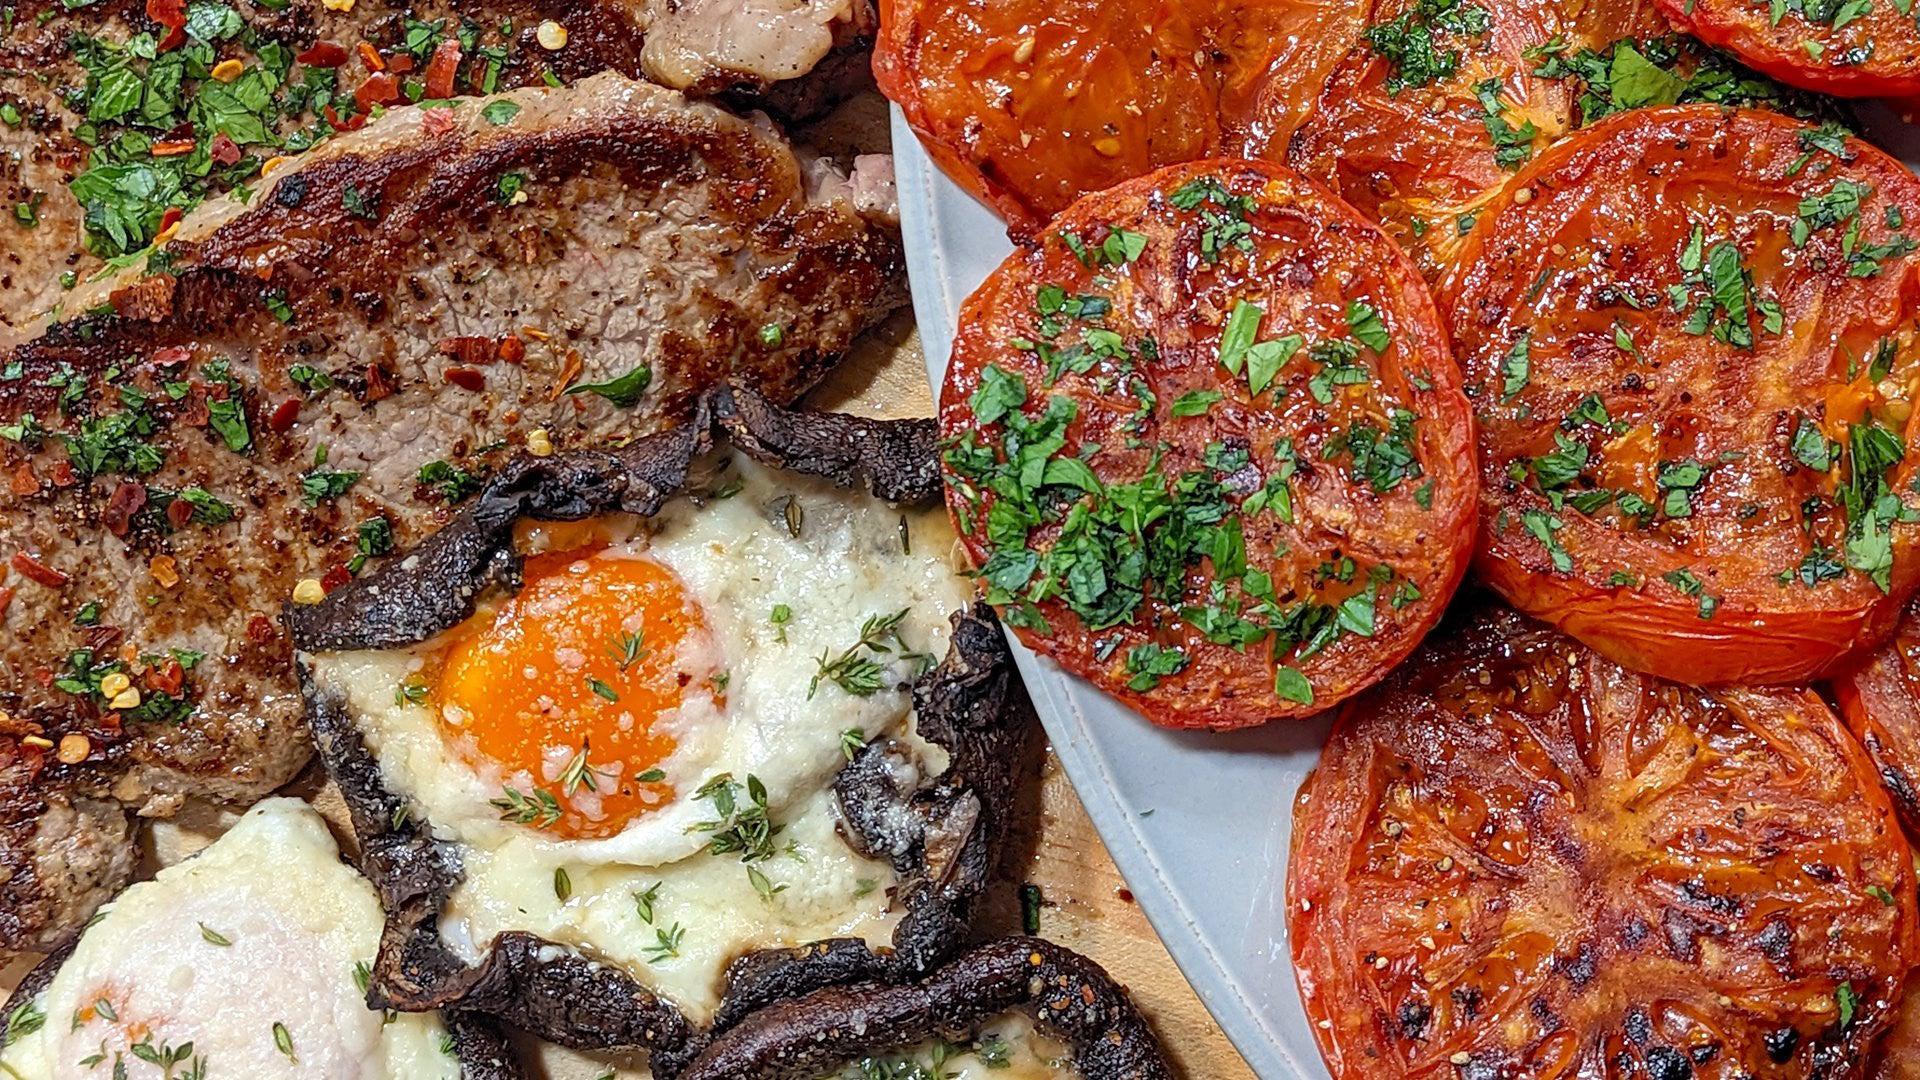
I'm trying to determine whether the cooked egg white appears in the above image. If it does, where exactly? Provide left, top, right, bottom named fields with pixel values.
left=303, top=458, right=975, bottom=1022
left=0, top=798, right=455, bottom=1080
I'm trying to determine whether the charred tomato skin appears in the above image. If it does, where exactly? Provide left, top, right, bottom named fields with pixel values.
left=875, top=0, right=1365, bottom=232
left=1289, top=602, right=1920, bottom=1080
left=1444, top=105, right=1920, bottom=686
left=939, top=157, right=1477, bottom=730
left=1662, top=0, right=1920, bottom=97
left=1834, top=602, right=1920, bottom=838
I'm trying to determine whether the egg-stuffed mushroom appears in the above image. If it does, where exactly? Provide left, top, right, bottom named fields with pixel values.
left=290, top=388, right=1029, bottom=1074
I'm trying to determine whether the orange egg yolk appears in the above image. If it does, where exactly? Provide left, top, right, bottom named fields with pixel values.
left=434, top=548, right=713, bottom=840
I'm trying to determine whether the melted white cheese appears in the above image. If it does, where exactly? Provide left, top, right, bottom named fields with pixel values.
left=0, top=799, right=453, bottom=1080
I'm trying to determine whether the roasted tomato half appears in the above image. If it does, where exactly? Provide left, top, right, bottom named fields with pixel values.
left=1290, top=601, right=1920, bottom=1080
left=1836, top=601, right=1920, bottom=836
left=1663, top=0, right=1920, bottom=97
left=1443, top=105, right=1920, bottom=686
left=875, top=0, right=1366, bottom=232
left=1287, top=14, right=1829, bottom=283
left=939, top=159, right=1477, bottom=729
left=1289, top=0, right=1665, bottom=280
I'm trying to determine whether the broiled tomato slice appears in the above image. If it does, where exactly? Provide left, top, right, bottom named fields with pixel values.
left=1443, top=106, right=1920, bottom=686
left=1836, top=602, right=1920, bottom=835
left=1292, top=22, right=1835, bottom=282
left=875, top=0, right=1366, bottom=232
left=1290, top=2, right=1667, bottom=281
left=1662, top=0, right=1920, bottom=97
left=939, top=159, right=1477, bottom=729
left=1289, top=602, right=1920, bottom=1080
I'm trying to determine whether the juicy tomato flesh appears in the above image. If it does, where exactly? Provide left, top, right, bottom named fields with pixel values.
left=1289, top=602, right=1920, bottom=1080
left=939, top=158, right=1477, bottom=729
left=1288, top=0, right=1669, bottom=280
left=1836, top=601, right=1920, bottom=837
left=1662, top=0, right=1920, bottom=97
left=1443, top=105, right=1920, bottom=686
left=1877, top=937, right=1920, bottom=1078
left=876, top=0, right=1367, bottom=231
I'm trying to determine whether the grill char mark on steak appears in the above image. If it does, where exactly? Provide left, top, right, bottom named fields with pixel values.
left=0, top=78, right=904, bottom=955
left=291, top=390, right=1072, bottom=1076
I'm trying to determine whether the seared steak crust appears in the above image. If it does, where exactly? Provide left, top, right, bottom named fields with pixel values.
left=292, top=393, right=1030, bottom=1075
left=0, top=0, right=872, bottom=335
left=0, top=79, right=903, bottom=953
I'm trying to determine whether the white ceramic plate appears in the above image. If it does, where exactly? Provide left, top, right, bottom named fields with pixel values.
left=892, top=102, right=1920, bottom=1078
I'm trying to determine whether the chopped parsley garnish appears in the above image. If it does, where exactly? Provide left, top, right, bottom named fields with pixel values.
left=1123, top=642, right=1188, bottom=691
left=1473, top=78, right=1538, bottom=170
left=1363, top=0, right=1491, bottom=93
left=1499, top=333, right=1531, bottom=402
left=1523, top=508, right=1572, bottom=572
left=417, top=459, right=481, bottom=502
left=567, top=364, right=653, bottom=408
left=299, top=467, right=360, bottom=506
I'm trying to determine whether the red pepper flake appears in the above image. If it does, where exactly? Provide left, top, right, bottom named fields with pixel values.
left=268, top=397, right=302, bottom=433
left=437, top=336, right=496, bottom=366
left=388, top=54, right=416, bottom=75
left=323, top=104, right=368, bottom=133
left=550, top=349, right=583, bottom=401
left=354, top=72, right=401, bottom=114
left=146, top=658, right=186, bottom=695
left=47, top=461, right=76, bottom=488
left=147, top=0, right=186, bottom=50
left=208, top=133, right=241, bottom=167
left=151, top=345, right=190, bottom=367
left=297, top=40, right=348, bottom=68
left=321, top=564, right=352, bottom=593
left=356, top=41, right=386, bottom=73
left=365, top=363, right=397, bottom=402
left=497, top=336, right=526, bottom=364
left=444, top=366, right=486, bottom=392
left=166, top=498, right=194, bottom=530
left=9, top=464, right=38, bottom=497
left=0, top=587, right=12, bottom=619
left=11, top=553, right=69, bottom=588
left=247, top=614, right=278, bottom=644
left=102, top=482, right=148, bottom=539
left=423, top=38, right=462, bottom=99
left=422, top=108, right=455, bottom=137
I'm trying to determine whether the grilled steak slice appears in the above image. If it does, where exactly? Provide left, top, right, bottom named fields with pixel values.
left=0, top=0, right=875, bottom=335
left=0, top=71, right=904, bottom=953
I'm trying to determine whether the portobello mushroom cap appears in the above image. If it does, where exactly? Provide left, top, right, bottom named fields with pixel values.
left=679, top=936, right=1176, bottom=1080
left=290, top=387, right=1036, bottom=1074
